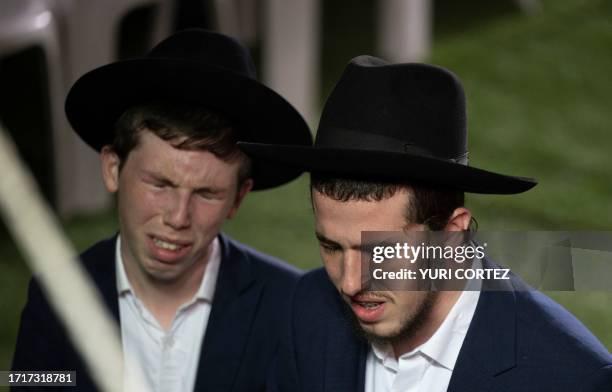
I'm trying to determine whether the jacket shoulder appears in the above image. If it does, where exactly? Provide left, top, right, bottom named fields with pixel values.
left=486, top=260, right=610, bottom=371
left=79, top=236, right=117, bottom=269
left=516, top=289, right=610, bottom=363
left=292, top=268, right=342, bottom=324
left=297, top=267, right=335, bottom=294
left=509, top=287, right=612, bottom=390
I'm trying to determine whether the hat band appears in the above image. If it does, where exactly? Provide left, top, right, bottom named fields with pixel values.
left=315, top=127, right=469, bottom=165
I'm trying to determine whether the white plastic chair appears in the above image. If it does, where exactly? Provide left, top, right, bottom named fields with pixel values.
left=0, top=0, right=70, bottom=212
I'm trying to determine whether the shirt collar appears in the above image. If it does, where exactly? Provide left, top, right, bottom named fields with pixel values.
left=115, top=236, right=130, bottom=295
left=370, top=341, right=397, bottom=371
left=115, top=235, right=221, bottom=303
left=197, top=236, right=221, bottom=302
left=419, top=289, right=480, bottom=370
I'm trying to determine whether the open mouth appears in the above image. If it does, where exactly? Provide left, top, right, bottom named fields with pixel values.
left=350, top=295, right=386, bottom=322
left=152, top=237, right=185, bottom=251
left=356, top=301, right=383, bottom=309
left=148, top=235, right=192, bottom=262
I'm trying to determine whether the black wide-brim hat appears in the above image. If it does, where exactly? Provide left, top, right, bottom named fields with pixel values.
left=65, top=29, right=312, bottom=190
left=239, top=56, right=536, bottom=194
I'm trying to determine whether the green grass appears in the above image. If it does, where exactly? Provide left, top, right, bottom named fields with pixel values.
left=431, top=0, right=612, bottom=230
left=1, top=0, right=611, bottom=374
left=224, top=176, right=320, bottom=269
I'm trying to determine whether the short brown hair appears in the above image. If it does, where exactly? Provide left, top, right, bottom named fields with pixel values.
left=111, top=102, right=251, bottom=184
left=310, top=173, right=474, bottom=231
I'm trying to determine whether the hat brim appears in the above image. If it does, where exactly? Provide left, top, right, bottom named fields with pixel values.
left=65, top=58, right=312, bottom=190
left=238, top=142, right=537, bottom=194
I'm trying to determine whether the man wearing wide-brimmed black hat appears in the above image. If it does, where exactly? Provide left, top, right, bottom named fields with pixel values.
left=12, top=30, right=312, bottom=391
left=240, top=56, right=612, bottom=391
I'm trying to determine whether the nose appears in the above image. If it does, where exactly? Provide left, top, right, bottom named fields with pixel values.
left=163, top=190, right=191, bottom=230
left=340, top=250, right=363, bottom=297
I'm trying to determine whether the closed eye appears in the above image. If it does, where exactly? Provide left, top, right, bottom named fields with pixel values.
left=196, top=190, right=221, bottom=200
left=140, top=170, right=175, bottom=189
left=149, top=178, right=173, bottom=189
left=316, top=232, right=342, bottom=254
left=320, top=242, right=341, bottom=254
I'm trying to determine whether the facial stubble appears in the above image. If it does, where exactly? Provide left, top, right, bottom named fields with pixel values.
left=341, top=291, right=438, bottom=347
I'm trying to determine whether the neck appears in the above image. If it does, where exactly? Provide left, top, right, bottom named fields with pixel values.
left=122, top=247, right=210, bottom=331
left=391, top=291, right=462, bottom=358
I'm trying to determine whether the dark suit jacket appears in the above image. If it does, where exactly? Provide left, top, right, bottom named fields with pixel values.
left=12, top=234, right=301, bottom=392
left=269, top=264, right=612, bottom=392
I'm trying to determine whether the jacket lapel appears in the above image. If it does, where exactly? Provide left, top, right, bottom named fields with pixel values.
left=85, top=235, right=120, bottom=323
left=193, top=234, right=261, bottom=391
left=448, top=258, right=517, bottom=392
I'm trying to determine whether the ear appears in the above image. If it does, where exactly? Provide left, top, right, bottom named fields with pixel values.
left=444, top=207, right=472, bottom=232
left=100, top=146, right=120, bottom=193
left=226, top=178, right=253, bottom=219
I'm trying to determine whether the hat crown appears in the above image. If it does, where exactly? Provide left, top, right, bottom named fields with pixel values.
left=148, top=29, right=257, bottom=79
left=238, top=56, right=536, bottom=194
left=316, top=56, right=467, bottom=162
left=65, top=28, right=312, bottom=190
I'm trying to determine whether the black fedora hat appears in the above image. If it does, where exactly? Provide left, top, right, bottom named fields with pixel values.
left=65, top=29, right=312, bottom=190
left=239, top=56, right=536, bottom=194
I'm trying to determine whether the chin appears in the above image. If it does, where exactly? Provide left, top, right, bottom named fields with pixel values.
left=144, top=266, right=182, bottom=282
left=361, top=321, right=403, bottom=340
left=342, top=301, right=399, bottom=345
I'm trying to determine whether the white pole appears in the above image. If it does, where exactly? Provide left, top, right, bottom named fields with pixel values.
left=213, top=0, right=243, bottom=40
left=0, top=125, right=123, bottom=392
left=263, top=0, right=320, bottom=126
left=378, top=0, right=432, bottom=62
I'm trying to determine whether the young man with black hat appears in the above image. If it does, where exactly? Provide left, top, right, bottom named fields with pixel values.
left=239, top=56, right=612, bottom=391
left=12, top=30, right=312, bottom=391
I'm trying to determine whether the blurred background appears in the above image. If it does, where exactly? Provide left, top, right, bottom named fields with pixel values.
left=1, top=0, right=611, bottom=374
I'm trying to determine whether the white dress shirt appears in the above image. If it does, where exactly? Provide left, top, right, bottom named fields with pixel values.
left=364, top=289, right=480, bottom=392
left=116, top=235, right=221, bottom=392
